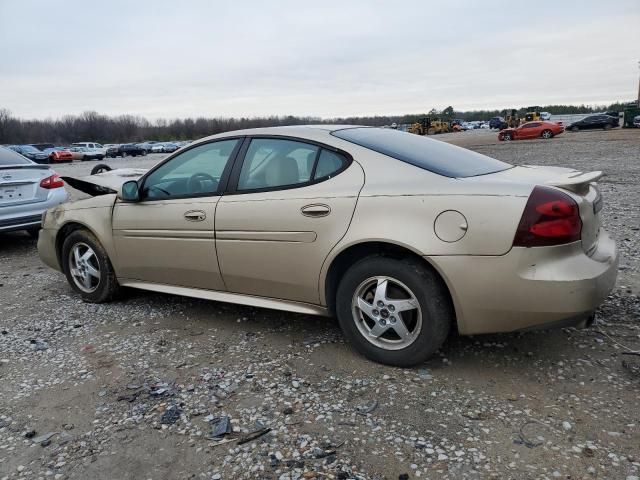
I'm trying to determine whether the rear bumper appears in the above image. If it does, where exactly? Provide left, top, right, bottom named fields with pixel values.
left=431, top=228, right=618, bottom=335
left=0, top=188, right=68, bottom=233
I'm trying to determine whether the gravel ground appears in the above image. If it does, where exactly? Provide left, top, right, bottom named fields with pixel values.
left=1, top=129, right=639, bottom=480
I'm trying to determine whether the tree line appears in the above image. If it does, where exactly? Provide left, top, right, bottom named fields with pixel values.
left=0, top=101, right=630, bottom=145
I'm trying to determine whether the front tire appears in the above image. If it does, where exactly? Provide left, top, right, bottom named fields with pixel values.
left=541, top=129, right=553, bottom=139
left=503, top=132, right=512, bottom=141
left=336, top=256, right=453, bottom=367
left=62, top=230, right=119, bottom=303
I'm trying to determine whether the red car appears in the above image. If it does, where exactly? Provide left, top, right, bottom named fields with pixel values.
left=43, top=147, right=73, bottom=163
left=498, top=121, right=564, bottom=141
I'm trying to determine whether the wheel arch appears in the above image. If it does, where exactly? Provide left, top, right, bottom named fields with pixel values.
left=322, top=240, right=459, bottom=328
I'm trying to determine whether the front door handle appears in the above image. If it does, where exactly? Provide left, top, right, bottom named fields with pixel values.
left=301, top=204, right=331, bottom=217
left=184, top=210, right=206, bottom=222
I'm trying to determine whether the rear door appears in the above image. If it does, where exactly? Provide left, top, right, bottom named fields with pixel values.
left=215, top=137, right=364, bottom=304
left=111, top=138, right=241, bottom=290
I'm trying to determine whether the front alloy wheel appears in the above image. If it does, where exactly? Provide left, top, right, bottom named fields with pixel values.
left=541, top=130, right=552, bottom=139
left=352, top=276, right=422, bottom=350
left=62, top=229, right=120, bottom=302
left=68, top=242, right=101, bottom=293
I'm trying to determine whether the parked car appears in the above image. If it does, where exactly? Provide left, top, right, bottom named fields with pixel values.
left=68, top=146, right=105, bottom=161
left=30, top=143, right=56, bottom=151
left=540, top=112, right=552, bottom=121
left=71, top=142, right=107, bottom=156
left=498, top=121, right=564, bottom=141
left=7, top=145, right=50, bottom=163
left=118, top=143, right=147, bottom=157
left=38, top=126, right=617, bottom=367
left=567, top=115, right=619, bottom=131
left=0, top=146, right=68, bottom=237
left=162, top=142, right=180, bottom=153
left=137, top=141, right=158, bottom=153
left=42, top=147, right=73, bottom=163
left=633, top=115, right=640, bottom=128
left=489, top=116, right=506, bottom=129
left=104, top=144, right=122, bottom=158
left=150, top=143, right=165, bottom=153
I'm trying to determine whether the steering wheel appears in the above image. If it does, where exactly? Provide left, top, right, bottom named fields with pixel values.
left=187, top=172, right=218, bottom=194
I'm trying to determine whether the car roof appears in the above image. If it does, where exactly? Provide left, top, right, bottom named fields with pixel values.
left=197, top=124, right=364, bottom=145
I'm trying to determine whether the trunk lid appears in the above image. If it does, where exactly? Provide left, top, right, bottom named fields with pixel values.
left=466, top=165, right=604, bottom=255
left=0, top=164, right=52, bottom=207
left=61, top=168, right=148, bottom=196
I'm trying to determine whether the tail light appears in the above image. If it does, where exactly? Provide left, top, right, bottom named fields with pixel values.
left=513, top=185, right=581, bottom=247
left=40, top=173, right=64, bottom=189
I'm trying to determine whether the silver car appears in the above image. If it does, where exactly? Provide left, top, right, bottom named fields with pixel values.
left=0, top=146, right=68, bottom=236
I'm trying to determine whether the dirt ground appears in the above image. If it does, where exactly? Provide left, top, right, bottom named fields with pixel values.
left=1, top=128, right=639, bottom=480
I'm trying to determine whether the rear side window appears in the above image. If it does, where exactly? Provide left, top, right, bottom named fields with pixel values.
left=0, top=146, right=33, bottom=165
left=314, top=150, right=346, bottom=180
left=332, top=127, right=511, bottom=178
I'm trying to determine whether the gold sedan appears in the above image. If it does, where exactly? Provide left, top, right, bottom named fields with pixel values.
left=38, top=126, right=618, bottom=366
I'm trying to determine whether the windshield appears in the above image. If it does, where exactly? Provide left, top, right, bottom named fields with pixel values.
left=332, top=127, right=511, bottom=178
left=0, top=146, right=33, bottom=165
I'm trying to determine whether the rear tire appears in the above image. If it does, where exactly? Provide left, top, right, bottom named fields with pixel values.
left=336, top=256, right=453, bottom=367
left=62, top=229, right=119, bottom=303
left=91, top=164, right=112, bottom=175
left=503, top=133, right=512, bottom=141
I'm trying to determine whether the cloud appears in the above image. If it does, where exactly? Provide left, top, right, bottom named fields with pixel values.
left=0, top=0, right=638, bottom=118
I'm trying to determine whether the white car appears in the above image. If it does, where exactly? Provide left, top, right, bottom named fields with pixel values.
left=540, top=112, right=552, bottom=121
left=150, top=144, right=165, bottom=153
left=72, top=142, right=107, bottom=156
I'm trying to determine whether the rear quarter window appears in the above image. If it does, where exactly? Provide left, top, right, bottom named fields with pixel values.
left=332, top=127, right=511, bottom=178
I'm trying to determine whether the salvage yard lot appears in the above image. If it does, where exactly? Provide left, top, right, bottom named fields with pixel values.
left=0, top=129, right=638, bottom=479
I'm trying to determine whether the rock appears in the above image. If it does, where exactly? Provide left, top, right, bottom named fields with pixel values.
left=562, top=421, right=572, bottom=431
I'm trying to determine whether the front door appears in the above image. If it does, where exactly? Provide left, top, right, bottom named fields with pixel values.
left=112, top=138, right=241, bottom=290
left=215, top=137, right=364, bottom=304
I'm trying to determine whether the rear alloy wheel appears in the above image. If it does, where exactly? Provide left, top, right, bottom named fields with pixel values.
left=503, top=132, right=512, bottom=141
left=62, top=230, right=119, bottom=303
left=541, top=129, right=553, bottom=139
left=336, top=256, right=453, bottom=367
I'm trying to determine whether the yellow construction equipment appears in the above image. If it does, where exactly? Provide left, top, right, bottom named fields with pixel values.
left=409, top=117, right=451, bottom=135
left=524, top=106, right=542, bottom=122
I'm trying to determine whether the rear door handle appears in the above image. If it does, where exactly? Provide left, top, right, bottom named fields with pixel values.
left=301, top=204, right=331, bottom=217
left=184, top=210, right=206, bottom=222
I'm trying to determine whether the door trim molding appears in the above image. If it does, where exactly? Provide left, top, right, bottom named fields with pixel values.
left=119, top=279, right=329, bottom=316
left=215, top=230, right=317, bottom=243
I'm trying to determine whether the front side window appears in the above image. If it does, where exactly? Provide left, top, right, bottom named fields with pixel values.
left=238, top=139, right=319, bottom=191
left=142, top=139, right=239, bottom=200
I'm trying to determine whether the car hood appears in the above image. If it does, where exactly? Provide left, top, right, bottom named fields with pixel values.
left=61, top=168, right=148, bottom=196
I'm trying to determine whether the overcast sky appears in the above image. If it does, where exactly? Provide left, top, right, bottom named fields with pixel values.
left=1, top=0, right=638, bottom=119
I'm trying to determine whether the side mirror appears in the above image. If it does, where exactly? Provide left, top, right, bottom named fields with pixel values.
left=119, top=180, right=141, bottom=202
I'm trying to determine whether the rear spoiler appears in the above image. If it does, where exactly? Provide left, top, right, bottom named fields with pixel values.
left=546, top=170, right=603, bottom=193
